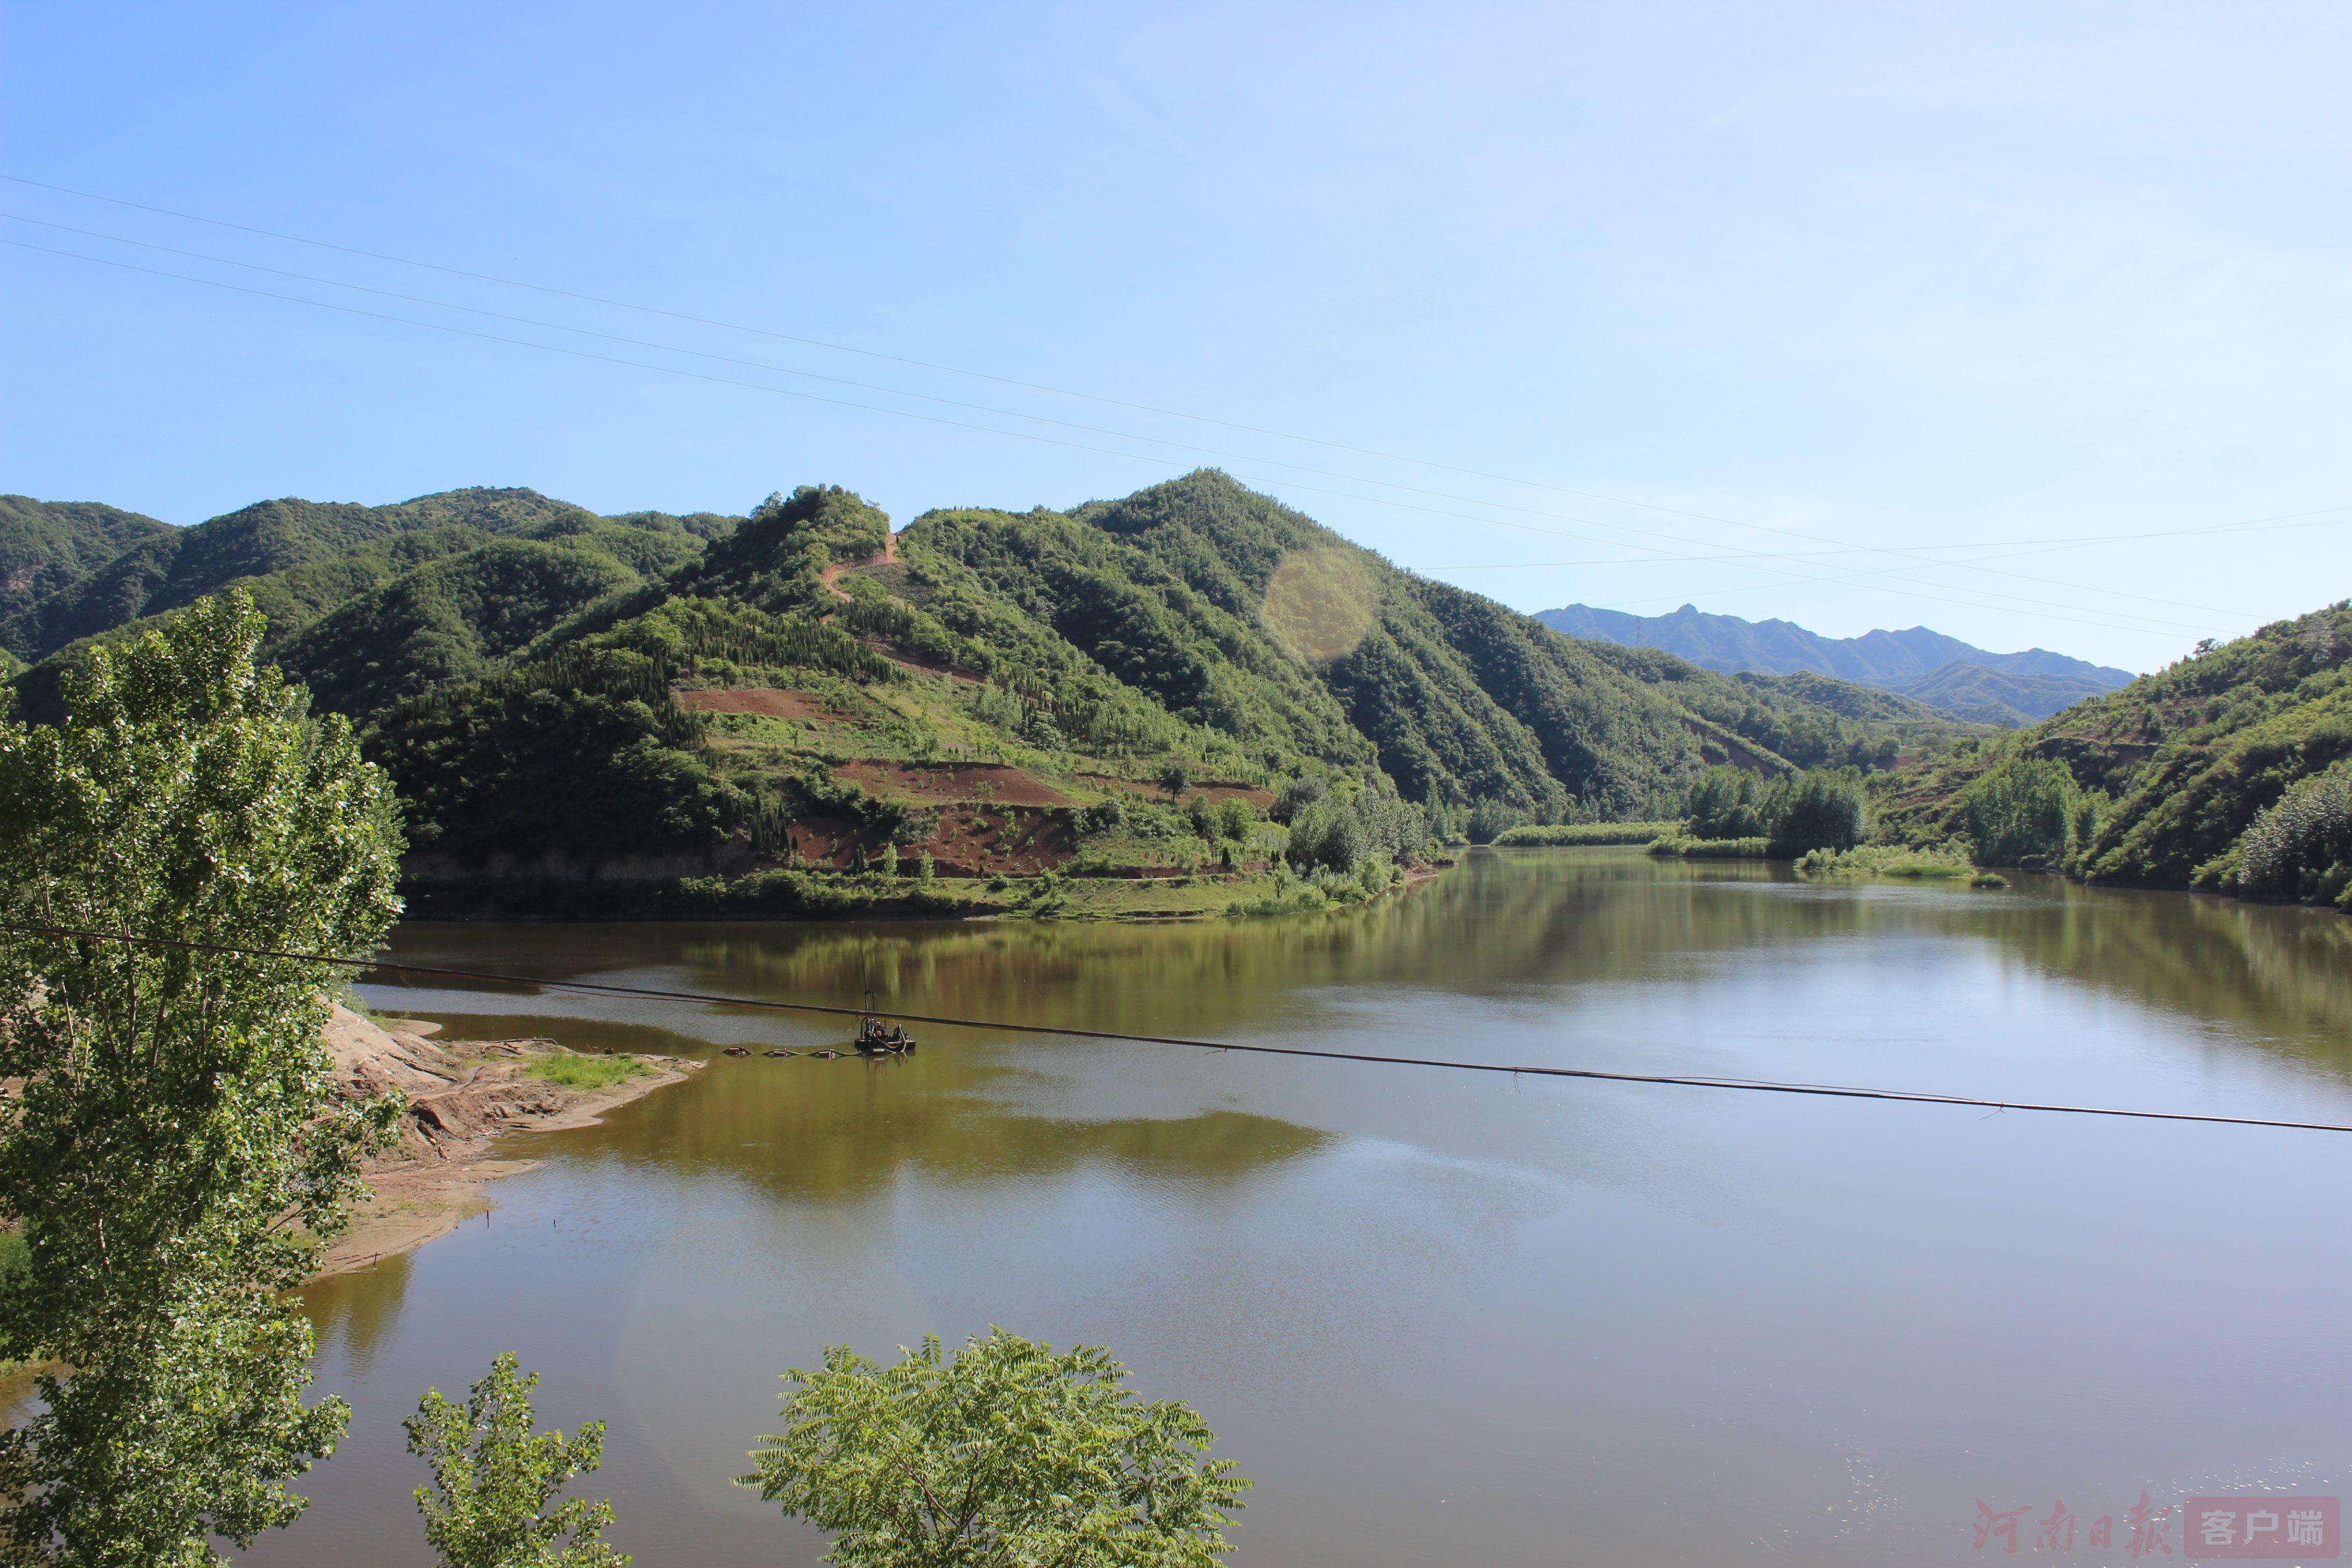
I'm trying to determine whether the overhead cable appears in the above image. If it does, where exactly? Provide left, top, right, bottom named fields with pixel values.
left=0, top=233, right=2227, bottom=644
left=3, top=921, right=2347, bottom=1137
left=0, top=179, right=2278, bottom=633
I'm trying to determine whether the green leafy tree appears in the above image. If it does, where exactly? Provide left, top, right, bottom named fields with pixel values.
left=0, top=590, right=405, bottom=1565
left=1156, top=760, right=1196, bottom=800
left=1958, top=755, right=2080, bottom=866
left=1684, top=766, right=1767, bottom=840
left=738, top=1328, right=1249, bottom=1568
left=406, top=1353, right=629, bottom=1568
left=2235, top=758, right=2352, bottom=908
left=1765, top=768, right=1867, bottom=857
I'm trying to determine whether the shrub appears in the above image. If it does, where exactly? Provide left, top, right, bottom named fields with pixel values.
left=738, top=1329, right=1247, bottom=1567
left=1269, top=774, right=1326, bottom=823
left=1074, top=797, right=1127, bottom=836
left=2236, top=760, right=2352, bottom=908
left=1283, top=788, right=1430, bottom=874
left=1465, top=798, right=1524, bottom=845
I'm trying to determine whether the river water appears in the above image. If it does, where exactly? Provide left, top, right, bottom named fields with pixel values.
left=256, top=848, right=2352, bottom=1566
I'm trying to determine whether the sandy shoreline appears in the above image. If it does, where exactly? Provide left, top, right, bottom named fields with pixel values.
left=315, top=1007, right=701, bottom=1276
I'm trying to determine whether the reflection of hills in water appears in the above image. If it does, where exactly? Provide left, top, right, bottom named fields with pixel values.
left=382, top=847, right=2352, bottom=1109
left=383, top=1006, right=1332, bottom=1198
left=683, top=857, right=2352, bottom=1068
left=627, top=1077, right=1331, bottom=1200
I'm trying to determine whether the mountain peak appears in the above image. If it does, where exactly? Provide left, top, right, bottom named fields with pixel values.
left=1535, top=602, right=2134, bottom=725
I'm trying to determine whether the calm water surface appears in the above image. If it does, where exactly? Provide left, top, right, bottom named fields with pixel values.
left=259, top=849, right=2352, bottom=1566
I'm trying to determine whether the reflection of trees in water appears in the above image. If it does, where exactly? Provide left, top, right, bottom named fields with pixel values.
left=657, top=853, right=1822, bottom=1039
left=606, top=1047, right=1330, bottom=1198
left=1961, top=879, right=2352, bottom=1072
left=387, top=847, right=2352, bottom=1104
left=300, top=1253, right=412, bottom=1377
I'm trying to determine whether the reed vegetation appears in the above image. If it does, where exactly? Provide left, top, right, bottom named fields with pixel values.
left=1795, top=843, right=1976, bottom=879
left=1646, top=835, right=1771, bottom=859
left=1491, top=821, right=1680, bottom=847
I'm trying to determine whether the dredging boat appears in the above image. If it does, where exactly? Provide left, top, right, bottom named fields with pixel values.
left=853, top=991, right=916, bottom=1056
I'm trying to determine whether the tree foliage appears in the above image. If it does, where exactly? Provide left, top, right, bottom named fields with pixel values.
left=1765, top=769, right=1867, bottom=857
left=406, top=1354, right=629, bottom=1568
left=1684, top=766, right=1767, bottom=839
left=1955, top=755, right=2088, bottom=866
left=0, top=590, right=405, bottom=1565
left=738, top=1328, right=1249, bottom=1568
left=1680, top=764, right=1865, bottom=855
left=2234, top=758, right=2352, bottom=909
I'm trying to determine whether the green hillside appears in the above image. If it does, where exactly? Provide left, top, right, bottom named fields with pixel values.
left=0, top=495, right=176, bottom=657
left=1874, top=599, right=2352, bottom=906
left=3, top=486, right=736, bottom=666
left=354, top=474, right=1963, bottom=911
left=7, top=490, right=738, bottom=723
left=10, top=471, right=1969, bottom=918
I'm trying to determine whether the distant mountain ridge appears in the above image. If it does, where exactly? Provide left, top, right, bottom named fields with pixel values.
left=1535, top=602, right=2134, bottom=725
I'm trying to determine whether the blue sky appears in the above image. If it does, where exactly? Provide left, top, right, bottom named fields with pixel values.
left=3, top=2, right=2346, bottom=671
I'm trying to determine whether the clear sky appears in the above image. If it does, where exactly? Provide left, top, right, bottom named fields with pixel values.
left=3, top=2, right=2346, bottom=672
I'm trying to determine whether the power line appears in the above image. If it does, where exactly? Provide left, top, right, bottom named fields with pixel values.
left=0, top=180, right=2282, bottom=636
left=0, top=233, right=2231, bottom=645
left=5, top=920, right=2347, bottom=1137
left=1414, top=506, right=2352, bottom=576
left=0, top=213, right=2247, bottom=635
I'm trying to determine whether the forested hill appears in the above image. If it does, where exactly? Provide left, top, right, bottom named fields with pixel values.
left=1, top=487, right=737, bottom=713
left=1875, top=598, right=2352, bottom=907
left=0, top=495, right=174, bottom=651
left=1537, top=602, right=2132, bottom=723
left=7, top=471, right=1977, bottom=900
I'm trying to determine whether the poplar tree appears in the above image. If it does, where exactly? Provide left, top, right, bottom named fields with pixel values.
left=0, top=591, right=406, bottom=1565
left=406, top=1354, right=628, bottom=1568
left=739, top=1328, right=1249, bottom=1568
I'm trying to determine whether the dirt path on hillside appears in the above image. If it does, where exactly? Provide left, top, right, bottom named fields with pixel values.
left=818, top=528, right=901, bottom=602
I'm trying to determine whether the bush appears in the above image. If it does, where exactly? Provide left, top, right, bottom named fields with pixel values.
left=2236, top=760, right=2352, bottom=908
left=1283, top=788, right=1430, bottom=874
left=1464, top=798, right=1525, bottom=845
left=1270, top=774, right=1326, bottom=823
